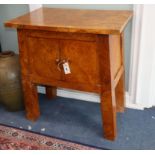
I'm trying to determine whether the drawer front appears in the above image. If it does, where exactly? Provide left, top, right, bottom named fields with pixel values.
left=27, top=37, right=61, bottom=80
left=61, top=40, right=100, bottom=85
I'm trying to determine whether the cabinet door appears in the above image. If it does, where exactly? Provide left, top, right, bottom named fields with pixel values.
left=27, top=37, right=61, bottom=80
left=61, top=40, right=100, bottom=85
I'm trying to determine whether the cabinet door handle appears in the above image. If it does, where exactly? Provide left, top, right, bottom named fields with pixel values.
left=55, top=59, right=61, bottom=71
left=56, top=59, right=70, bottom=71
left=57, top=60, right=65, bottom=71
left=55, top=58, right=60, bottom=63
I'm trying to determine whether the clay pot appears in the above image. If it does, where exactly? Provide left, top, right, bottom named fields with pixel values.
left=0, top=51, right=24, bottom=111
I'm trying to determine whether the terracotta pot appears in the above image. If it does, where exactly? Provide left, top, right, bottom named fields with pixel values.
left=0, top=51, right=24, bottom=111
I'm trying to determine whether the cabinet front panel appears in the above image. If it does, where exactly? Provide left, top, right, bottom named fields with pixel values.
left=61, top=40, right=100, bottom=85
left=27, top=37, right=61, bottom=80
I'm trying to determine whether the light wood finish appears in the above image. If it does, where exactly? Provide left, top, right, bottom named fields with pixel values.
left=115, top=33, right=125, bottom=112
left=97, top=35, right=117, bottom=140
left=61, top=40, right=100, bottom=84
left=109, top=35, right=122, bottom=78
left=5, top=8, right=132, bottom=141
left=115, top=73, right=125, bottom=112
left=5, top=7, right=132, bottom=35
left=28, top=37, right=61, bottom=80
left=22, top=78, right=40, bottom=121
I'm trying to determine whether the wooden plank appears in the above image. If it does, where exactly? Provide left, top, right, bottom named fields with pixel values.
left=109, top=34, right=122, bottom=78
left=115, top=32, right=125, bottom=112
left=114, top=66, right=124, bottom=88
left=5, top=8, right=132, bottom=35
left=29, top=75, right=102, bottom=93
left=97, top=35, right=117, bottom=140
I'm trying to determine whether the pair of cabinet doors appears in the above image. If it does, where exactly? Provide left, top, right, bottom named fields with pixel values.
left=25, top=31, right=101, bottom=86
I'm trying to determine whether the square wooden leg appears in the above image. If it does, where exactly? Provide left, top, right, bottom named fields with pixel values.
left=115, top=72, right=125, bottom=112
left=100, top=90, right=117, bottom=140
left=45, top=86, right=57, bottom=99
left=22, top=79, right=40, bottom=121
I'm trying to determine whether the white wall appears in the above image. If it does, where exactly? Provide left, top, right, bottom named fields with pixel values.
left=135, top=5, right=155, bottom=107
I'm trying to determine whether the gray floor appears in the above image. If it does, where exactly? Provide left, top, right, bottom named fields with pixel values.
left=0, top=94, right=155, bottom=150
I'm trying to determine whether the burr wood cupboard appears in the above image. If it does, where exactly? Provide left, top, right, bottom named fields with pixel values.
left=5, top=8, right=132, bottom=140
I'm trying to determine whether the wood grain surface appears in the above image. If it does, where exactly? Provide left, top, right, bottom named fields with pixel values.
left=5, top=7, right=132, bottom=34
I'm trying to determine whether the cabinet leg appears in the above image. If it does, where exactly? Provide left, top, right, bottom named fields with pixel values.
left=22, top=79, right=40, bottom=121
left=115, top=72, right=125, bottom=112
left=100, top=90, right=117, bottom=140
left=45, top=86, right=57, bottom=99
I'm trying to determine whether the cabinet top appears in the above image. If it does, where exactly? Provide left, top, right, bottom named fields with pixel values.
left=5, top=7, right=133, bottom=35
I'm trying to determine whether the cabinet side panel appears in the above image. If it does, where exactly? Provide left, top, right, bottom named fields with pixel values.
left=109, top=35, right=122, bottom=78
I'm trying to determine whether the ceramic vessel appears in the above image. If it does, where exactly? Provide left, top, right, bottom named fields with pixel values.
left=0, top=51, right=24, bottom=111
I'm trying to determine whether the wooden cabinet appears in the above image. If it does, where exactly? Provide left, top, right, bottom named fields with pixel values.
left=5, top=8, right=132, bottom=140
